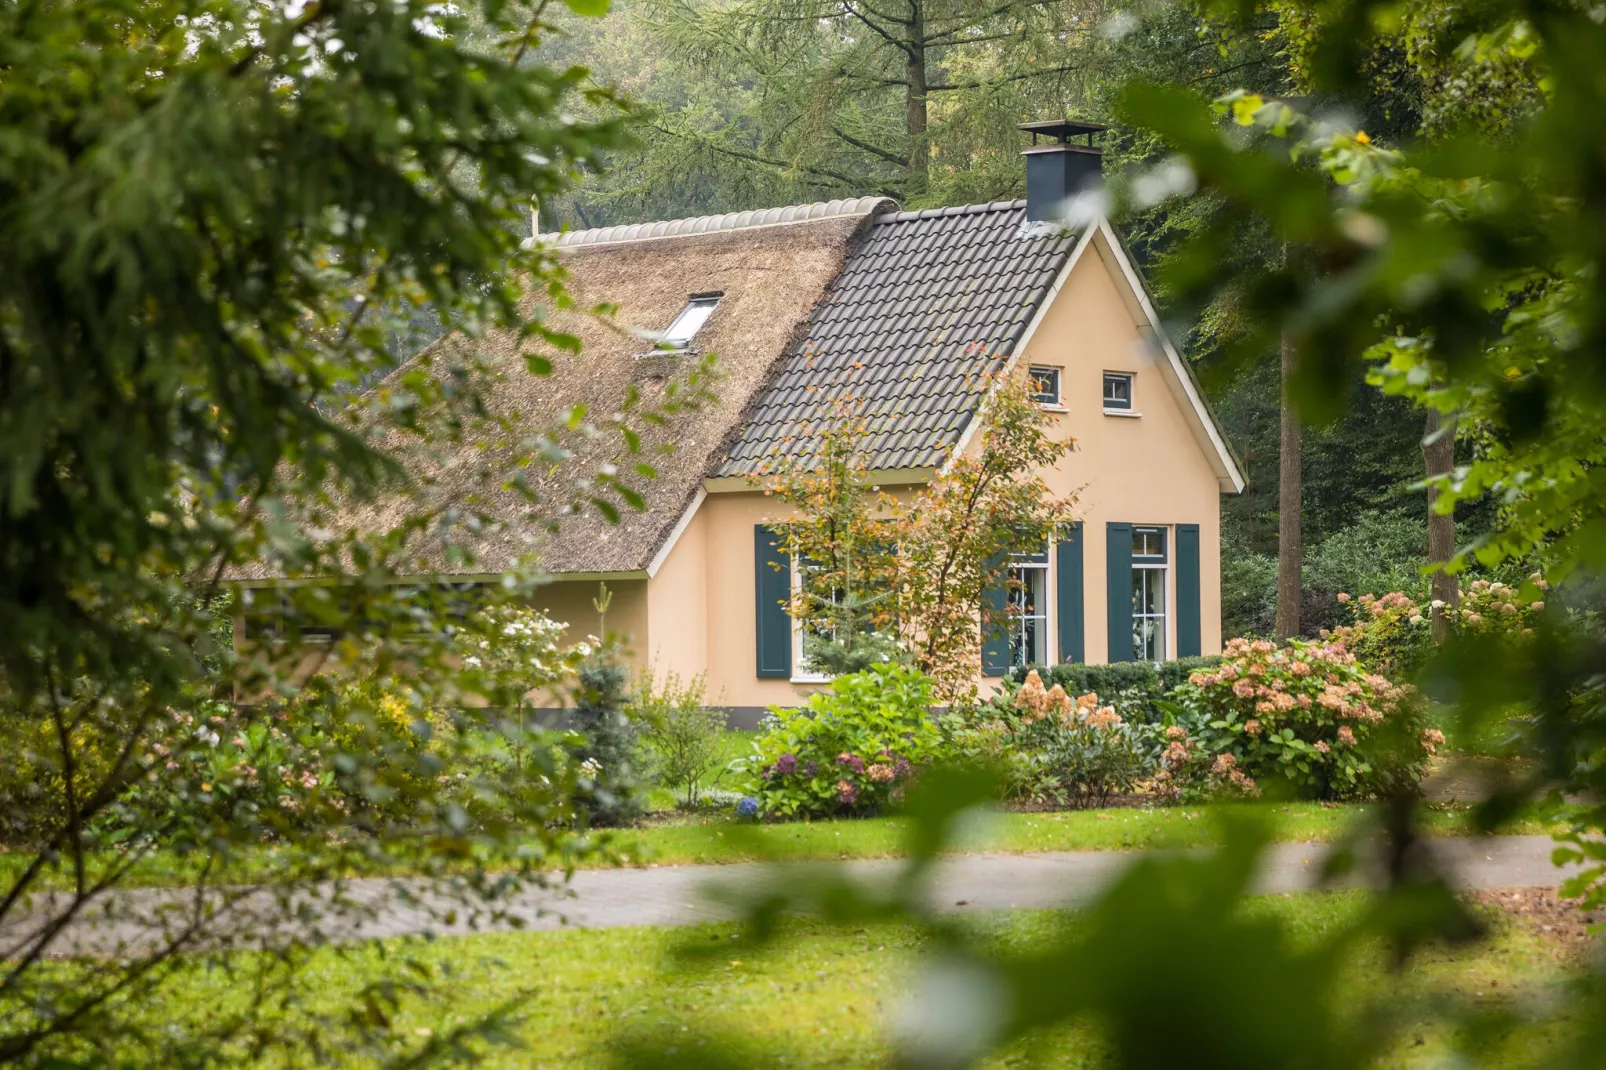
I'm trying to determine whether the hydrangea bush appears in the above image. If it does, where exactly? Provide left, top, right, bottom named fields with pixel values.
left=1167, top=637, right=1436, bottom=801
left=738, top=664, right=942, bottom=818
left=1324, top=576, right=1551, bottom=676
left=950, top=671, right=1163, bottom=807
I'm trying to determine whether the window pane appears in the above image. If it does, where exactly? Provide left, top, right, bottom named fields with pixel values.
left=1009, top=566, right=1048, bottom=667
left=1132, top=527, right=1165, bottom=560
left=1030, top=367, right=1060, bottom=405
left=1103, top=373, right=1132, bottom=408
left=662, top=297, right=719, bottom=347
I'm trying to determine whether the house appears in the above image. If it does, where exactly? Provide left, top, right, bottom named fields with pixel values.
left=237, top=121, right=1244, bottom=718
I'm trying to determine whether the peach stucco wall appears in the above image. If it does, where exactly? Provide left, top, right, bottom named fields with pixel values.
left=637, top=235, right=1227, bottom=705
left=529, top=576, right=649, bottom=670
left=1011, top=238, right=1224, bottom=663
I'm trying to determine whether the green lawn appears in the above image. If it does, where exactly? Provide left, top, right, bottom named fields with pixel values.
left=113, top=893, right=1585, bottom=1068
left=615, top=799, right=1551, bottom=866
left=0, top=800, right=1553, bottom=892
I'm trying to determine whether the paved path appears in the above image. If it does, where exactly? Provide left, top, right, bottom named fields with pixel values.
left=1, top=835, right=1578, bottom=959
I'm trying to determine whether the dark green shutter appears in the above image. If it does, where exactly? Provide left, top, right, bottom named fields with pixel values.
left=754, top=525, right=791, bottom=678
left=1056, top=523, right=1085, bottom=663
left=1176, top=523, right=1201, bottom=658
left=981, top=551, right=1010, bottom=677
left=1105, top=522, right=1133, bottom=663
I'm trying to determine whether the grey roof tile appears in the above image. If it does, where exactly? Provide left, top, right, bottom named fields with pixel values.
left=716, top=200, right=1076, bottom=476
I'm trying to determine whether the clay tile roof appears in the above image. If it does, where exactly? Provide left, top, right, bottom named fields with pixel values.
left=715, top=200, right=1079, bottom=477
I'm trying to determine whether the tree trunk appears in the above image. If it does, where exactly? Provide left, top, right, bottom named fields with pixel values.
left=1423, top=406, right=1459, bottom=641
left=903, top=0, right=927, bottom=192
left=1275, top=335, right=1303, bottom=639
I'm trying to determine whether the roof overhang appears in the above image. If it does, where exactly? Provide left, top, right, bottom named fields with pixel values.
left=701, top=467, right=938, bottom=494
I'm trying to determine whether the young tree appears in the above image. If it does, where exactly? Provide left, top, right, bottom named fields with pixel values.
left=1275, top=332, right=1304, bottom=638
left=767, top=375, right=1075, bottom=704
left=766, top=401, right=904, bottom=676
left=893, top=375, right=1076, bottom=700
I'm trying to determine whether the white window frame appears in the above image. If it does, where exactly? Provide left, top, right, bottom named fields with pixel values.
left=1131, top=526, right=1167, bottom=663
left=1103, top=370, right=1139, bottom=416
left=1028, top=365, right=1064, bottom=410
left=658, top=294, right=720, bottom=351
left=790, top=555, right=834, bottom=684
left=1007, top=555, right=1052, bottom=669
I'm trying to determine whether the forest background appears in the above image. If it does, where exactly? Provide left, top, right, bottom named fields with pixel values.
left=476, top=0, right=1527, bottom=639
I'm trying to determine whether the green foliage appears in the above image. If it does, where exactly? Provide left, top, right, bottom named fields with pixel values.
left=1006, top=656, right=1224, bottom=724
left=956, top=671, right=1167, bottom=807
left=572, top=659, right=646, bottom=826
left=634, top=670, right=729, bottom=809
left=0, top=0, right=694, bottom=1060
left=739, top=665, right=941, bottom=818
left=1165, top=637, right=1434, bottom=801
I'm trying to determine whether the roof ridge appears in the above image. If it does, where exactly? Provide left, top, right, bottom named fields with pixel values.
left=873, top=199, right=1026, bottom=225
left=545, top=196, right=900, bottom=249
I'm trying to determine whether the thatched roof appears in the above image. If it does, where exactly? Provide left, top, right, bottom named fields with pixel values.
left=235, top=198, right=893, bottom=581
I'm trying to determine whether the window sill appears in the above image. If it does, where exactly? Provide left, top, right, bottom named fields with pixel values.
left=1038, top=404, right=1068, bottom=413
left=790, top=675, right=831, bottom=685
left=1103, top=409, right=1142, bottom=418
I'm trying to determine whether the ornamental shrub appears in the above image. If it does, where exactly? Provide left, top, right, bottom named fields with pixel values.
left=997, top=671, right=1164, bottom=808
left=571, top=658, right=646, bottom=826
left=1166, top=637, right=1436, bottom=801
left=1006, top=656, right=1223, bottom=723
left=633, top=670, right=729, bottom=809
left=739, top=664, right=942, bottom=818
left=1323, top=576, right=1551, bottom=677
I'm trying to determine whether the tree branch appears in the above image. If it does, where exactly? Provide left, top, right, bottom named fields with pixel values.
left=928, top=64, right=1079, bottom=91
left=832, top=126, right=909, bottom=166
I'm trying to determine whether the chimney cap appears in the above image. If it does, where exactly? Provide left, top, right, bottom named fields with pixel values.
left=1017, top=119, right=1107, bottom=145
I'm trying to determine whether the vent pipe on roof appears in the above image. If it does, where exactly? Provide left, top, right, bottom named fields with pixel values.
left=1018, top=119, right=1107, bottom=223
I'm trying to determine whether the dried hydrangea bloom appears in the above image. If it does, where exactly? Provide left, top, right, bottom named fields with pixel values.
left=1046, top=683, right=1074, bottom=715
left=1014, top=669, right=1051, bottom=721
left=1086, top=706, right=1122, bottom=729
left=867, top=763, right=894, bottom=783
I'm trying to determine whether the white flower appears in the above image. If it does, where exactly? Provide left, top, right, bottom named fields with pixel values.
left=464, top=656, right=482, bottom=669
left=579, top=758, right=603, bottom=779
left=196, top=726, right=220, bottom=748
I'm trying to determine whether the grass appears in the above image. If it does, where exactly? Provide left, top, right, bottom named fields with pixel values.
left=107, top=892, right=1587, bottom=1068
left=615, top=799, right=1553, bottom=867
left=0, top=798, right=1555, bottom=893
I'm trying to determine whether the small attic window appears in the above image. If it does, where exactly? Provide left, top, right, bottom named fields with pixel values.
left=659, top=293, right=721, bottom=350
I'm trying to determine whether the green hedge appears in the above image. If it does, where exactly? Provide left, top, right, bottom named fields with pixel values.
left=1005, top=656, right=1224, bottom=722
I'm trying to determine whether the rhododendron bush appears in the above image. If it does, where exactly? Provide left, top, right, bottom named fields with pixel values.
left=738, top=664, right=942, bottom=817
left=1168, top=637, right=1434, bottom=801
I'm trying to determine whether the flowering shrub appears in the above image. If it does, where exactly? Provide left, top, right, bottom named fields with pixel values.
left=1167, top=637, right=1434, bottom=801
left=1152, top=725, right=1263, bottom=803
left=85, top=700, right=336, bottom=849
left=1446, top=576, right=1548, bottom=640
left=738, top=664, right=942, bottom=818
left=947, top=671, right=1163, bottom=807
left=1325, top=576, right=1550, bottom=675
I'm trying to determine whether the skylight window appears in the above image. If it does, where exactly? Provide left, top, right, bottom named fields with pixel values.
left=659, top=294, right=721, bottom=350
